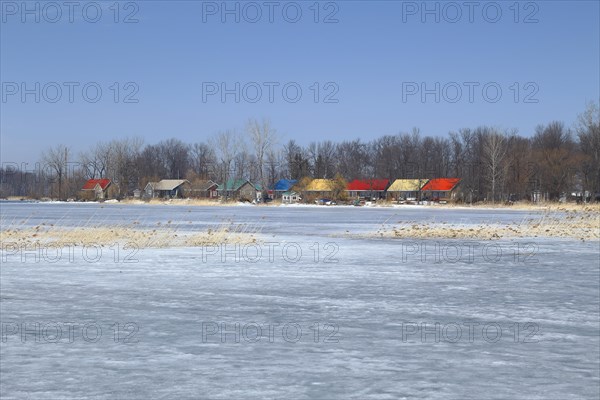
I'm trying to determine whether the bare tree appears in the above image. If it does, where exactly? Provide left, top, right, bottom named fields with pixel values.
left=247, top=118, right=278, bottom=197
left=337, top=139, right=370, bottom=180
left=212, top=130, right=242, bottom=201
left=309, top=141, right=336, bottom=178
left=157, top=138, right=189, bottom=179
left=110, top=137, right=144, bottom=197
left=505, top=135, right=532, bottom=201
left=284, top=140, right=310, bottom=179
left=532, top=122, right=577, bottom=200
left=482, top=129, right=508, bottom=203
left=42, top=144, right=70, bottom=200
left=190, top=142, right=216, bottom=179
left=576, top=101, right=600, bottom=202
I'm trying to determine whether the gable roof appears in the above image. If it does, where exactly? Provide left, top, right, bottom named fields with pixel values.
left=82, top=179, right=111, bottom=191
left=421, top=178, right=461, bottom=191
left=387, top=179, right=429, bottom=192
left=346, top=179, right=389, bottom=191
left=273, top=179, right=298, bottom=191
left=218, top=179, right=258, bottom=191
left=153, top=179, right=190, bottom=191
left=189, top=180, right=218, bottom=191
left=305, top=179, right=335, bottom=192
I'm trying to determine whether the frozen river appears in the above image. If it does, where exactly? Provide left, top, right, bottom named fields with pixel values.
left=1, top=202, right=599, bottom=399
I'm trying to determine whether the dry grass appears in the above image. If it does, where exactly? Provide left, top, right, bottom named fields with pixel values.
left=355, top=208, right=600, bottom=241
left=1, top=221, right=261, bottom=249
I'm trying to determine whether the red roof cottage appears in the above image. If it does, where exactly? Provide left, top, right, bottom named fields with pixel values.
left=346, top=179, right=390, bottom=199
left=81, top=179, right=112, bottom=200
left=421, top=178, right=460, bottom=202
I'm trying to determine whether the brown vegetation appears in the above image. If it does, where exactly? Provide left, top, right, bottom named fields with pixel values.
left=1, top=221, right=261, bottom=249
left=356, top=207, right=600, bottom=241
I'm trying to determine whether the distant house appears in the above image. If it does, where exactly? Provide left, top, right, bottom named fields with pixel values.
left=387, top=179, right=429, bottom=201
left=218, top=179, right=260, bottom=201
left=81, top=178, right=112, bottom=200
left=272, top=179, right=298, bottom=199
left=421, top=178, right=461, bottom=201
left=346, top=179, right=389, bottom=199
left=305, top=179, right=335, bottom=196
left=144, top=182, right=158, bottom=198
left=188, top=180, right=219, bottom=199
left=144, top=179, right=190, bottom=198
left=282, top=191, right=302, bottom=204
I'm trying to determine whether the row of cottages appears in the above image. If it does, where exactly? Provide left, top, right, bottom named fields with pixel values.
left=144, top=179, right=219, bottom=199
left=293, top=178, right=461, bottom=202
left=80, top=176, right=460, bottom=202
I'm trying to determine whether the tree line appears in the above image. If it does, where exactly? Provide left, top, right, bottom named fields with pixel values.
left=1, top=103, right=598, bottom=203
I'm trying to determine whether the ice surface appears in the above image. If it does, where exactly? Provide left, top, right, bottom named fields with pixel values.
left=1, top=202, right=599, bottom=399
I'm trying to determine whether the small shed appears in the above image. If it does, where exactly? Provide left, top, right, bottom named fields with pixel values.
left=282, top=191, right=302, bottom=204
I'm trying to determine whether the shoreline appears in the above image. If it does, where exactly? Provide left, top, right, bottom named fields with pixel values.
left=2, top=197, right=599, bottom=213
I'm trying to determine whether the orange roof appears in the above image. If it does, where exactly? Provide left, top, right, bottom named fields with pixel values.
left=421, top=178, right=460, bottom=191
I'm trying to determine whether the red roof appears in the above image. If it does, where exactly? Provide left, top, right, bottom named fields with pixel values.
left=421, top=178, right=460, bottom=192
left=82, top=179, right=111, bottom=191
left=347, top=179, right=390, bottom=191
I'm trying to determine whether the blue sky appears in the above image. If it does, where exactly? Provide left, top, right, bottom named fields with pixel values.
left=1, top=0, right=599, bottom=164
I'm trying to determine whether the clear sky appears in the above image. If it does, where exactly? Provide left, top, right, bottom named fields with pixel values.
left=1, top=0, right=599, bottom=164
